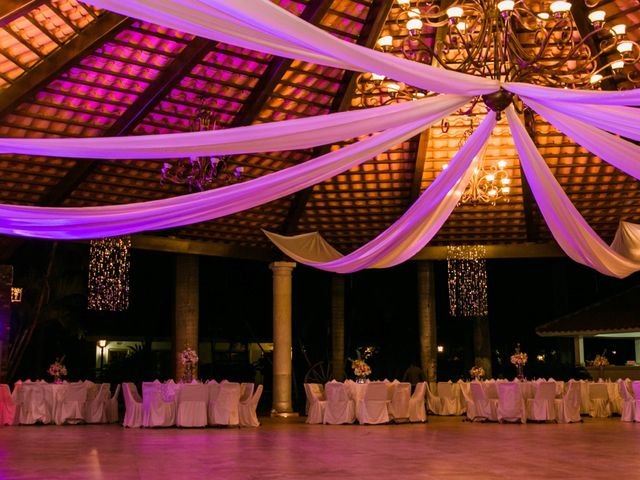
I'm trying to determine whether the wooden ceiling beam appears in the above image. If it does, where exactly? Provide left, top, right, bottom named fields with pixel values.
left=0, top=0, right=47, bottom=28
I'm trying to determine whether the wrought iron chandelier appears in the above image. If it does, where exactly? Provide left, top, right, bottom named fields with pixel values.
left=161, top=99, right=243, bottom=191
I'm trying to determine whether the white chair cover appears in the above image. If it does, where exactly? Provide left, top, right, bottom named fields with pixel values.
left=588, top=383, right=612, bottom=418
left=210, top=382, right=241, bottom=426
left=239, top=384, right=263, bottom=427
left=240, top=383, right=254, bottom=403
left=122, top=383, right=143, bottom=428
left=206, top=381, right=221, bottom=425
left=609, top=381, right=624, bottom=415
left=85, top=383, right=110, bottom=424
left=0, top=384, right=17, bottom=426
left=425, top=382, right=441, bottom=415
left=55, top=382, right=88, bottom=425
left=555, top=380, right=581, bottom=424
left=408, top=382, right=427, bottom=423
left=17, top=383, right=51, bottom=425
left=526, top=381, right=556, bottom=422
left=107, top=384, right=121, bottom=423
left=617, top=379, right=635, bottom=422
left=579, top=380, right=590, bottom=415
left=304, top=383, right=326, bottom=424
left=142, top=382, right=175, bottom=427
left=437, top=382, right=465, bottom=416
left=632, top=381, right=640, bottom=422
left=176, top=384, right=208, bottom=427
left=356, top=382, right=390, bottom=425
left=469, top=382, right=497, bottom=422
left=459, top=381, right=477, bottom=421
left=323, top=381, right=355, bottom=424
left=388, top=382, right=411, bottom=423
left=497, top=382, right=526, bottom=423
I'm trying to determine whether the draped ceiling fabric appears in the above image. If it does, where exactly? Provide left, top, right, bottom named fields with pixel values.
left=1, top=0, right=640, bottom=277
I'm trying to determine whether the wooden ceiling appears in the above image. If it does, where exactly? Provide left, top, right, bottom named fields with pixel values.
left=0, top=0, right=638, bottom=260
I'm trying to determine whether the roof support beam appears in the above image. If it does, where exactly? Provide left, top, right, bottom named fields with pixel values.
left=0, top=0, right=47, bottom=28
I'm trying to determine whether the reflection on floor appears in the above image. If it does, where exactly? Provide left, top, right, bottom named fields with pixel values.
left=0, top=415, right=639, bottom=479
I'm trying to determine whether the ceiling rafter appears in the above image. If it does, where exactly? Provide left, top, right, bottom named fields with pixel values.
left=0, top=0, right=47, bottom=28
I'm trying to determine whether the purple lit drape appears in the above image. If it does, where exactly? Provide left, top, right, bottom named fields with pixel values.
left=265, top=112, right=497, bottom=273
left=504, top=82, right=640, bottom=106
left=506, top=107, right=640, bottom=278
left=0, top=96, right=466, bottom=239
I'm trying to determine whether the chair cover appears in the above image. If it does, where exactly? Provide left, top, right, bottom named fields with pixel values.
left=469, top=382, right=497, bottom=422
left=240, top=383, right=255, bottom=403
left=17, top=383, right=51, bottom=425
left=304, top=383, right=326, bottom=424
left=497, top=382, right=526, bottom=423
left=408, top=382, right=427, bottom=423
left=143, top=382, right=175, bottom=427
left=579, top=380, right=590, bottom=415
left=459, top=381, right=477, bottom=421
left=588, top=383, right=612, bottom=418
left=0, top=384, right=16, bottom=426
left=526, top=381, right=556, bottom=422
left=632, top=381, right=640, bottom=422
left=210, top=382, right=241, bottom=426
left=176, top=384, right=208, bottom=427
left=54, top=382, right=88, bottom=425
left=206, top=381, right=221, bottom=425
left=85, top=383, right=110, bottom=424
left=356, top=382, right=390, bottom=425
left=425, top=382, right=441, bottom=415
left=609, top=381, right=624, bottom=415
left=239, top=384, right=263, bottom=427
left=437, top=382, right=465, bottom=416
left=617, top=379, right=635, bottom=422
left=388, top=382, right=411, bottom=423
left=107, top=384, right=121, bottom=423
left=122, top=383, right=143, bottom=428
left=554, top=380, right=581, bottom=424
left=323, top=381, right=355, bottom=424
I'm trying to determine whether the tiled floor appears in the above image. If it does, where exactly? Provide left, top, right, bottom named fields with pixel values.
left=0, top=416, right=639, bottom=479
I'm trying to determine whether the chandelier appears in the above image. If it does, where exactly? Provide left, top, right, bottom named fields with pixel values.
left=88, top=236, right=131, bottom=312
left=161, top=99, right=243, bottom=191
left=447, top=244, right=488, bottom=317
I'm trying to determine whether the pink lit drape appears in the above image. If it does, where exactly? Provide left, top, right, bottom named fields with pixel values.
left=0, top=95, right=467, bottom=158
left=504, top=82, right=640, bottom=106
left=506, top=106, right=640, bottom=278
left=265, top=111, right=497, bottom=273
left=0, top=96, right=466, bottom=239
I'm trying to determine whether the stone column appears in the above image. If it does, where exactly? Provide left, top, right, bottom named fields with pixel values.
left=175, top=255, right=199, bottom=381
left=574, top=336, right=585, bottom=366
left=331, top=274, right=345, bottom=381
left=0, top=266, right=12, bottom=383
left=473, top=316, right=492, bottom=378
left=270, top=261, right=296, bottom=416
left=417, top=262, right=437, bottom=383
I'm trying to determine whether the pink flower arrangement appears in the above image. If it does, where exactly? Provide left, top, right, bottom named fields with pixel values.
left=470, top=366, right=485, bottom=378
left=592, top=354, right=609, bottom=367
left=351, top=359, right=371, bottom=377
left=48, top=357, right=68, bottom=378
left=179, top=347, right=199, bottom=365
left=510, top=352, right=528, bottom=366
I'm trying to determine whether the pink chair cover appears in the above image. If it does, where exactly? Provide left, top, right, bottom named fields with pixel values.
left=497, top=382, right=526, bottom=424
left=323, top=381, right=355, bottom=425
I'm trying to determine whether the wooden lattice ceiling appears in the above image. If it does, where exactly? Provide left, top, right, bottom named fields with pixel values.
left=0, top=0, right=638, bottom=259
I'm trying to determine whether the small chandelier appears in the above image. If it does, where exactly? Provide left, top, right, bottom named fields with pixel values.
left=447, top=244, right=488, bottom=317
left=160, top=98, right=243, bottom=191
left=88, top=236, right=131, bottom=312
left=10, top=287, right=22, bottom=303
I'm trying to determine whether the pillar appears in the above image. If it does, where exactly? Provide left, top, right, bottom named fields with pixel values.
left=331, top=274, right=345, bottom=381
left=636, top=339, right=640, bottom=364
left=175, top=255, right=199, bottom=381
left=574, top=336, right=585, bottom=366
left=417, top=262, right=437, bottom=383
left=270, top=261, right=296, bottom=416
left=473, top=316, right=492, bottom=378
left=0, top=266, right=12, bottom=383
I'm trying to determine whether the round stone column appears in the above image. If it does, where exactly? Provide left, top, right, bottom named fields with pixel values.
left=417, top=261, right=437, bottom=383
left=175, top=254, right=199, bottom=381
left=270, top=261, right=296, bottom=416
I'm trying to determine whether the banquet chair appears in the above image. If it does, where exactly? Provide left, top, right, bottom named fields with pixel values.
left=425, top=382, right=441, bottom=415
left=356, top=382, right=390, bottom=425
left=617, top=379, right=635, bottom=422
left=469, top=381, right=497, bottom=422
left=437, top=382, right=465, bottom=416
left=0, top=384, right=17, bottom=426
left=176, top=384, right=208, bottom=427
left=122, top=383, right=143, bottom=428
left=85, top=383, right=110, bottom=424
left=632, top=381, right=640, bottom=423
left=323, top=381, right=355, bottom=424
left=107, top=384, right=121, bottom=423
left=609, top=381, right=624, bottom=416
left=497, top=382, right=526, bottom=424
left=588, top=383, right=611, bottom=418
left=210, top=381, right=241, bottom=426
left=240, top=383, right=254, bottom=404
left=579, top=380, right=590, bottom=415
left=143, top=383, right=175, bottom=427
left=17, top=383, right=51, bottom=425
left=56, top=382, right=88, bottom=425
left=408, top=381, right=427, bottom=423
left=304, top=383, right=326, bottom=424
left=459, top=381, right=477, bottom=421
left=526, top=381, right=556, bottom=422
left=555, top=380, right=581, bottom=423
left=206, top=381, right=221, bottom=425
left=388, top=382, right=411, bottom=423
left=239, top=384, right=263, bottom=427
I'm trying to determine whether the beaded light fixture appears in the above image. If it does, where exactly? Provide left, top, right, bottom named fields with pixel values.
left=447, top=244, right=488, bottom=317
left=88, top=236, right=131, bottom=311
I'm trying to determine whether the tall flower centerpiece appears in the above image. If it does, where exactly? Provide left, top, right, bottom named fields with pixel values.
left=349, top=346, right=375, bottom=383
left=48, top=357, right=67, bottom=384
left=470, top=366, right=485, bottom=381
left=179, top=347, right=199, bottom=383
left=592, top=353, right=609, bottom=381
left=510, top=346, right=528, bottom=381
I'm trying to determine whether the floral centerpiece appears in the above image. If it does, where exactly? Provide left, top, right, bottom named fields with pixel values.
left=179, top=347, right=199, bottom=383
left=510, top=345, right=528, bottom=381
left=48, top=357, right=67, bottom=384
left=349, top=346, right=376, bottom=383
left=591, top=353, right=609, bottom=380
left=469, top=366, right=485, bottom=381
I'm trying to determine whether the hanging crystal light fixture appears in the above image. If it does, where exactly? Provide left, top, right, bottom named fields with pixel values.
left=88, top=236, right=131, bottom=312
left=447, top=244, right=489, bottom=317
left=160, top=98, right=243, bottom=191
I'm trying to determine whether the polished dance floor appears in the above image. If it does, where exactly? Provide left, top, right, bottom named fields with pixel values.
left=0, top=416, right=639, bottom=479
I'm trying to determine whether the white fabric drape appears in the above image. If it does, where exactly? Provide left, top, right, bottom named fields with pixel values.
left=0, top=96, right=465, bottom=159
left=505, top=82, right=640, bottom=106
left=611, top=222, right=640, bottom=262
left=506, top=106, right=640, bottom=278
left=0, top=95, right=467, bottom=239
left=265, top=111, right=497, bottom=273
